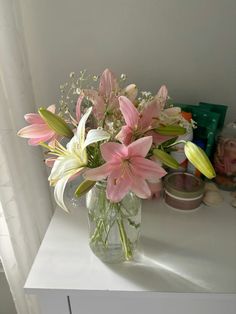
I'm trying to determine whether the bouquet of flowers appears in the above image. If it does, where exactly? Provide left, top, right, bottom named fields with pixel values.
left=18, top=69, right=215, bottom=262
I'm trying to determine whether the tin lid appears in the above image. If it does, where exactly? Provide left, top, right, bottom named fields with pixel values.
left=164, top=172, right=205, bottom=199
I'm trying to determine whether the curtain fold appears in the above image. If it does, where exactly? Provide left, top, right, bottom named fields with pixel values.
left=0, top=0, right=53, bottom=313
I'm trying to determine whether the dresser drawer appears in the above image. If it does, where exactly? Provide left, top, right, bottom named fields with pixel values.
left=69, top=292, right=236, bottom=314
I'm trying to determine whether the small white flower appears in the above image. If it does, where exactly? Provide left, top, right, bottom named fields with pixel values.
left=120, top=73, right=127, bottom=80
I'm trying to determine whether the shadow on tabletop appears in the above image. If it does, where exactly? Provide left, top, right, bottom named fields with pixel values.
left=105, top=236, right=215, bottom=292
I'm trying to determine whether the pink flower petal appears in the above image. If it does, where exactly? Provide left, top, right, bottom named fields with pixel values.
left=130, top=178, right=151, bottom=199
left=84, top=163, right=113, bottom=181
left=83, top=89, right=105, bottom=120
left=156, top=85, right=168, bottom=109
left=24, top=113, right=44, bottom=124
left=76, top=95, right=83, bottom=122
left=130, top=156, right=167, bottom=180
left=99, top=68, right=118, bottom=99
left=140, top=99, right=161, bottom=129
left=92, top=96, right=106, bottom=120
left=149, top=131, right=173, bottom=145
left=128, top=136, right=153, bottom=157
left=119, top=96, right=139, bottom=128
left=116, top=126, right=133, bottom=145
left=100, top=142, right=128, bottom=161
left=28, top=133, right=55, bottom=145
left=106, top=168, right=131, bottom=202
left=17, top=124, right=54, bottom=138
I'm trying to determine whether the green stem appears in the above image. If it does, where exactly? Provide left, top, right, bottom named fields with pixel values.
left=165, top=140, right=186, bottom=149
left=90, top=219, right=103, bottom=243
left=117, top=218, right=133, bottom=261
left=104, top=217, right=116, bottom=244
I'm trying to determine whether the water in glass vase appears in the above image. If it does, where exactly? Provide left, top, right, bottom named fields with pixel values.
left=86, top=181, right=141, bottom=263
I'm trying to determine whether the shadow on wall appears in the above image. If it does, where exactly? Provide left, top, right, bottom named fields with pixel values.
left=0, top=261, right=17, bottom=314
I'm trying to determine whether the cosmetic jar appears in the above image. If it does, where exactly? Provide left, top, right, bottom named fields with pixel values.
left=163, top=172, right=205, bottom=210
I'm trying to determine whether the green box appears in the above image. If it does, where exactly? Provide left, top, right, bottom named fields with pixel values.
left=173, top=102, right=227, bottom=157
left=198, top=102, right=228, bottom=131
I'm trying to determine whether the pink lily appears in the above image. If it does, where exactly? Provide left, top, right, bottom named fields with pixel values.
left=154, top=85, right=182, bottom=126
left=116, top=96, right=164, bottom=145
left=80, top=69, right=138, bottom=123
left=17, top=105, right=58, bottom=146
left=80, top=69, right=119, bottom=121
left=84, top=136, right=167, bottom=203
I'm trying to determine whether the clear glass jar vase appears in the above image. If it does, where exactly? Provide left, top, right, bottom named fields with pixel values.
left=86, top=181, right=141, bottom=263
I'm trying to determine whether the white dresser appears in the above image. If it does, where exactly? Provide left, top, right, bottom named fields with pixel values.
left=24, top=192, right=236, bottom=314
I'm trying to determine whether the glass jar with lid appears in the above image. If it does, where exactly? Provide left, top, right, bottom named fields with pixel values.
left=213, top=122, right=236, bottom=190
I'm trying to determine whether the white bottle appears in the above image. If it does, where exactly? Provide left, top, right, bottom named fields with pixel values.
left=171, top=113, right=193, bottom=171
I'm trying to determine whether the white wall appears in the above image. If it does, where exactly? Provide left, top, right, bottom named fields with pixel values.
left=19, top=0, right=236, bottom=123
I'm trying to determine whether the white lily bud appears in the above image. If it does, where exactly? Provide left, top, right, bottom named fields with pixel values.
left=124, top=84, right=138, bottom=102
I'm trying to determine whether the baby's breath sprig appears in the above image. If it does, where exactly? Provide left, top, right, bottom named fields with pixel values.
left=58, top=70, right=99, bottom=122
left=118, top=73, right=127, bottom=87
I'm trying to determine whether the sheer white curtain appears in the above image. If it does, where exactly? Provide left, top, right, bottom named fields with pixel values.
left=0, top=0, right=53, bottom=313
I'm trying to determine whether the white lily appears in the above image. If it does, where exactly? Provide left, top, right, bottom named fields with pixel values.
left=48, top=107, right=110, bottom=212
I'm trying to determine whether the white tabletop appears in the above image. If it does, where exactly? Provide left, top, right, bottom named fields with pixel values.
left=25, top=192, right=236, bottom=294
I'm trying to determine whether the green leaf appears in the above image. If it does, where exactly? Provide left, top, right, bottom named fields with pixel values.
left=155, top=125, right=186, bottom=136
left=39, top=108, right=74, bottom=138
left=153, top=148, right=179, bottom=169
left=75, top=180, right=96, bottom=198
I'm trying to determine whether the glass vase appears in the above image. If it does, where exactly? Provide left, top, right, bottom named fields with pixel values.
left=86, top=181, right=141, bottom=263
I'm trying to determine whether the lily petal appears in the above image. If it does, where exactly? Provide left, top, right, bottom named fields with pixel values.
left=83, top=129, right=110, bottom=149
left=99, top=68, right=118, bottom=99
left=49, top=156, right=83, bottom=184
left=17, top=124, right=54, bottom=138
left=52, top=164, right=84, bottom=212
left=101, top=142, right=128, bottom=161
left=28, top=134, right=55, bottom=146
left=76, top=107, right=93, bottom=148
left=140, top=99, right=161, bottom=129
left=54, top=175, right=71, bottom=212
left=106, top=168, right=131, bottom=202
left=84, top=163, right=113, bottom=181
left=83, top=89, right=105, bottom=120
left=76, top=95, right=84, bottom=122
left=130, top=156, right=167, bottom=180
left=150, top=131, right=173, bottom=145
left=128, top=136, right=153, bottom=157
left=130, top=178, right=151, bottom=199
left=119, top=96, right=139, bottom=127
left=116, top=125, right=133, bottom=145
left=156, top=85, right=168, bottom=109
left=24, top=113, right=44, bottom=124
